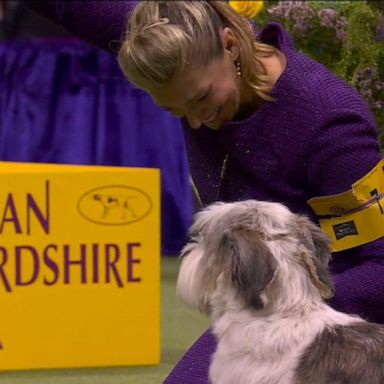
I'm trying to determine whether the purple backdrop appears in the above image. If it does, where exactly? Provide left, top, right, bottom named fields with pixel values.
left=0, top=36, right=193, bottom=255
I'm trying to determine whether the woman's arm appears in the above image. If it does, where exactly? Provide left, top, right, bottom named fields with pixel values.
left=330, top=239, right=384, bottom=323
left=23, top=0, right=138, bottom=52
left=307, top=110, right=384, bottom=323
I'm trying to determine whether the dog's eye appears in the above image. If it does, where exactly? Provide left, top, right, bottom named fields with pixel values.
left=265, top=232, right=290, bottom=241
left=188, top=231, right=203, bottom=243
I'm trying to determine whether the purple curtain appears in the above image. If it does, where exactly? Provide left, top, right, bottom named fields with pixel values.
left=0, top=37, right=193, bottom=255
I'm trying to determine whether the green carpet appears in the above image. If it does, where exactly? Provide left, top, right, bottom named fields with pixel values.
left=0, top=257, right=210, bottom=384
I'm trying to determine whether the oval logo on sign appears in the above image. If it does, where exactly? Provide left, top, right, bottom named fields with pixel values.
left=77, top=185, right=152, bottom=225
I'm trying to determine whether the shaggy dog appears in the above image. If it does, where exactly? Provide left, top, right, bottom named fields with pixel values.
left=177, top=200, right=384, bottom=384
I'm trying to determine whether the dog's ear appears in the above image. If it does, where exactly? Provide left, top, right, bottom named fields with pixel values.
left=296, top=216, right=334, bottom=299
left=220, top=229, right=277, bottom=309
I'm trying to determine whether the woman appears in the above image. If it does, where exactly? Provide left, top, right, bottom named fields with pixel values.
left=25, top=1, right=384, bottom=383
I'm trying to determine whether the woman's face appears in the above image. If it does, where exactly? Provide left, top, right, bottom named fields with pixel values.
left=149, top=31, right=242, bottom=130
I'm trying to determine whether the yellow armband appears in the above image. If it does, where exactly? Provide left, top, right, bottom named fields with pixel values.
left=307, top=159, right=384, bottom=252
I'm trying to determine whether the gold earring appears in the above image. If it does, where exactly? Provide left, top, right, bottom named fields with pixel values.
left=235, top=58, right=242, bottom=77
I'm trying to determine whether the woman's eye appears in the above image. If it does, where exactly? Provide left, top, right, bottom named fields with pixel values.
left=196, top=89, right=211, bottom=102
left=196, top=94, right=208, bottom=102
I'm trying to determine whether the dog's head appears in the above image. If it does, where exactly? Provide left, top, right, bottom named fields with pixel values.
left=177, top=200, right=334, bottom=316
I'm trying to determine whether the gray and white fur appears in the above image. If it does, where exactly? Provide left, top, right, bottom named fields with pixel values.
left=177, top=200, right=384, bottom=384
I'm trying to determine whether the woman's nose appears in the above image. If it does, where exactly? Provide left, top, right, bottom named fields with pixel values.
left=187, top=116, right=202, bottom=129
left=186, top=111, right=203, bottom=129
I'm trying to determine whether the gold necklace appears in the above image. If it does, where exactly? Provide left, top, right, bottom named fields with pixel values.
left=220, top=154, right=229, bottom=180
left=191, top=154, right=229, bottom=209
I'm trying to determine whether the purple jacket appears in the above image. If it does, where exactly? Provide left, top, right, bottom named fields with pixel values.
left=24, top=3, right=384, bottom=383
left=184, top=22, right=384, bottom=321
left=167, top=22, right=384, bottom=383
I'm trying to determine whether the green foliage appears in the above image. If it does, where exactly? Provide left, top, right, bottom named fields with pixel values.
left=258, top=1, right=384, bottom=150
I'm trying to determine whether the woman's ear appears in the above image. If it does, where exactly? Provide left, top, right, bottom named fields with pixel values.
left=222, top=27, right=239, bottom=59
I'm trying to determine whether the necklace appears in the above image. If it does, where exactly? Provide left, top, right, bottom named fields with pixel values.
left=218, top=154, right=229, bottom=201
left=220, top=154, right=229, bottom=180
left=191, top=153, right=229, bottom=209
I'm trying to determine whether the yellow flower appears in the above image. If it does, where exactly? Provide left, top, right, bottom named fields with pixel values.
left=229, top=1, right=264, bottom=19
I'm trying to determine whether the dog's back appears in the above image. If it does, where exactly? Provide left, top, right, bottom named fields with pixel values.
left=177, top=200, right=384, bottom=384
left=295, top=321, right=384, bottom=384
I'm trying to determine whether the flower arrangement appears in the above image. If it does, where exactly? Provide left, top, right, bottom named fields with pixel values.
left=229, top=1, right=384, bottom=149
left=228, top=1, right=264, bottom=19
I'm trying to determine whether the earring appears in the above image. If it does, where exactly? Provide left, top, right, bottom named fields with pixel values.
left=235, top=58, right=242, bottom=77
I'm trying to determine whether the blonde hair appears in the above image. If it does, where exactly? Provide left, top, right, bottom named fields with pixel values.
left=118, top=1, right=276, bottom=101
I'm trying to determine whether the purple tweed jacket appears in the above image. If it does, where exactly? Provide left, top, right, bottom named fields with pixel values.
left=25, top=3, right=384, bottom=383
left=171, top=22, right=384, bottom=383
left=187, top=21, right=384, bottom=307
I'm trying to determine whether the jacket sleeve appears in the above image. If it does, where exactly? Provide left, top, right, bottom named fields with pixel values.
left=307, top=109, right=384, bottom=323
left=329, top=239, right=384, bottom=323
left=23, top=0, right=138, bottom=53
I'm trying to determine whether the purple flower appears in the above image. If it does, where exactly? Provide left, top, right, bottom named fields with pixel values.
left=317, top=8, right=348, bottom=42
left=355, top=66, right=384, bottom=111
left=376, top=82, right=384, bottom=91
left=268, top=1, right=316, bottom=36
left=267, top=1, right=291, bottom=19
left=318, top=8, right=338, bottom=28
left=335, top=16, right=348, bottom=42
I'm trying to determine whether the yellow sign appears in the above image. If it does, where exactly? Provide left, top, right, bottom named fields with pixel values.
left=0, top=162, right=161, bottom=370
left=308, top=159, right=384, bottom=252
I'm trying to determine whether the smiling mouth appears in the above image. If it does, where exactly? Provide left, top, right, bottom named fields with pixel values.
left=202, top=108, right=221, bottom=124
